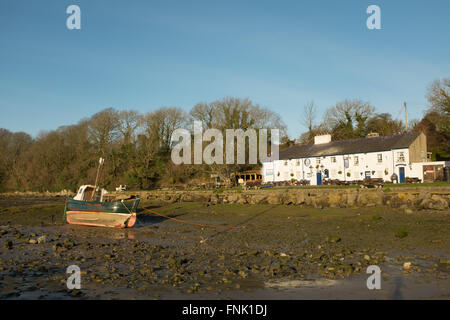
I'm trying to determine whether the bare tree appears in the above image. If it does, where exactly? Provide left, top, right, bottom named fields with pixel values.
left=118, top=110, right=141, bottom=145
left=143, top=107, right=187, bottom=151
left=426, top=78, right=450, bottom=133
left=427, top=78, right=450, bottom=112
left=189, top=102, right=217, bottom=129
left=250, top=105, right=286, bottom=134
left=88, top=108, right=120, bottom=155
left=300, top=101, right=317, bottom=143
left=213, top=97, right=254, bottom=130
left=324, top=99, right=375, bottom=139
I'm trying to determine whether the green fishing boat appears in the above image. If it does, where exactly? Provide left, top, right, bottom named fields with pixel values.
left=64, top=185, right=140, bottom=228
left=64, top=158, right=140, bottom=228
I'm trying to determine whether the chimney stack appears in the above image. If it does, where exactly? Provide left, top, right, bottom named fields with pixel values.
left=314, top=134, right=331, bottom=144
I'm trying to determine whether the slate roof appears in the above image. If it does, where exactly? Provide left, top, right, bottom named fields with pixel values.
left=277, top=132, right=421, bottom=160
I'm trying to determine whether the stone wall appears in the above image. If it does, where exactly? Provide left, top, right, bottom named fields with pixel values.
left=2, top=186, right=448, bottom=210
left=111, top=186, right=450, bottom=210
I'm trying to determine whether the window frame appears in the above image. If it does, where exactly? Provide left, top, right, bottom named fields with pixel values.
left=377, top=153, right=383, bottom=163
left=396, top=151, right=405, bottom=163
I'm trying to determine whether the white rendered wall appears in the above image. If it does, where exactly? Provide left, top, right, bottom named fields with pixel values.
left=262, top=148, right=420, bottom=185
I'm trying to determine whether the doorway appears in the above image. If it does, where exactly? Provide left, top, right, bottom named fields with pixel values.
left=316, top=172, right=322, bottom=185
left=399, top=167, right=405, bottom=183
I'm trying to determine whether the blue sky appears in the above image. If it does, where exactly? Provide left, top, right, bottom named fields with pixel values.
left=0, top=0, right=449, bottom=138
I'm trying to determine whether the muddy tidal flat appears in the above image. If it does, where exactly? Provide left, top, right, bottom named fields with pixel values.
left=0, top=195, right=449, bottom=300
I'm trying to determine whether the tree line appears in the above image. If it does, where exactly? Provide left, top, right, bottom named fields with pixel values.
left=0, top=79, right=448, bottom=192
left=297, top=78, right=449, bottom=156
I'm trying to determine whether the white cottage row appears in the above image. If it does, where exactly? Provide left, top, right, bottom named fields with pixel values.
left=262, top=132, right=447, bottom=185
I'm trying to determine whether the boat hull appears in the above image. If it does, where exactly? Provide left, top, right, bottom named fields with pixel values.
left=65, top=197, right=140, bottom=228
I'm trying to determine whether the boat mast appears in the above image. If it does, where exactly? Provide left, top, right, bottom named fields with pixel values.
left=91, top=157, right=105, bottom=200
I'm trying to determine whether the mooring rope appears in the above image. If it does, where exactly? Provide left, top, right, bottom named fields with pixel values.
left=141, top=206, right=245, bottom=229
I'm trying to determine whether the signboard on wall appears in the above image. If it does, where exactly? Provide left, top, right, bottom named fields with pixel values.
left=266, top=169, right=273, bottom=176
left=304, top=159, right=311, bottom=166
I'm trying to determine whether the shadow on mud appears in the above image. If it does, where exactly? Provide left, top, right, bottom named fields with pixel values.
left=204, top=205, right=275, bottom=240
left=134, top=205, right=189, bottom=227
left=390, top=276, right=404, bottom=300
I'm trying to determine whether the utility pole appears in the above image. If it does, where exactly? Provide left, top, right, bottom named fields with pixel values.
left=404, top=102, right=408, bottom=131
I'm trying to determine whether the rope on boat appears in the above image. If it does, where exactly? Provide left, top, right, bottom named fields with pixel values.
left=120, top=200, right=136, bottom=227
left=141, top=207, right=245, bottom=229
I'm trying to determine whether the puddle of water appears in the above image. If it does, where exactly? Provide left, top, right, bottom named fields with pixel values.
left=265, top=279, right=340, bottom=289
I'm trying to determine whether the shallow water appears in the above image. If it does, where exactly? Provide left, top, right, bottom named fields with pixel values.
left=3, top=272, right=448, bottom=300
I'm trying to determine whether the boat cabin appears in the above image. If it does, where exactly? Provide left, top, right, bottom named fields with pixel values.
left=73, top=185, right=108, bottom=202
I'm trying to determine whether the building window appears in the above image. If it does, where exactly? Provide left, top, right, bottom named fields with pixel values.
left=284, top=160, right=288, bottom=166
left=377, top=154, right=382, bottom=163
left=295, top=160, right=300, bottom=166
left=331, top=157, right=336, bottom=163
left=396, top=152, right=405, bottom=163
left=354, top=156, right=359, bottom=165
left=316, top=158, right=321, bottom=165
